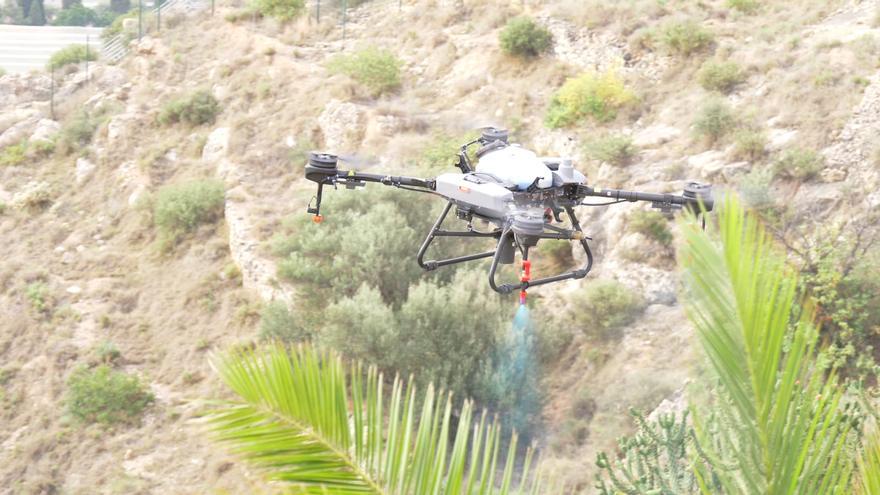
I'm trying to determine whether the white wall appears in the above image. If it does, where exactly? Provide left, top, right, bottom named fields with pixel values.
left=0, top=25, right=104, bottom=73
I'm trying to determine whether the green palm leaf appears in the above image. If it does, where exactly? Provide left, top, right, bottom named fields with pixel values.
left=679, top=195, right=857, bottom=494
left=858, top=429, right=880, bottom=495
left=205, top=344, right=544, bottom=494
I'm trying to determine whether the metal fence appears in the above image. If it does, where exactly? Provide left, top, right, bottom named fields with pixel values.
left=101, top=0, right=209, bottom=63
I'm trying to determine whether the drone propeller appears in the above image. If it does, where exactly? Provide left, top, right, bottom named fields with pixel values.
left=335, top=152, right=382, bottom=169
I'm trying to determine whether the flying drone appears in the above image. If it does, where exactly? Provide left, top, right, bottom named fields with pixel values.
left=304, top=128, right=713, bottom=304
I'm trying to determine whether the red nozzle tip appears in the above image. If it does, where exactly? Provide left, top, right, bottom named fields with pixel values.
left=519, top=290, right=527, bottom=305
left=312, top=214, right=324, bottom=224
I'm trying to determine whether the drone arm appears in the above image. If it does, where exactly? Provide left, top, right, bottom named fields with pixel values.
left=333, top=170, right=436, bottom=190
left=305, top=167, right=435, bottom=219
left=581, top=185, right=714, bottom=212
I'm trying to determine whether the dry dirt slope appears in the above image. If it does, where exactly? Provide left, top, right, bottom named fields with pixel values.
left=1, top=0, right=879, bottom=492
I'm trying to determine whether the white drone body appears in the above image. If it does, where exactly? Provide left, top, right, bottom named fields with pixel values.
left=434, top=143, right=587, bottom=222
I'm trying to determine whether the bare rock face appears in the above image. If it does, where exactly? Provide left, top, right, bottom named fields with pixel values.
left=202, top=127, right=231, bottom=163
left=687, top=150, right=727, bottom=180
left=0, top=72, right=51, bottom=109
left=318, top=99, right=366, bottom=152
left=91, top=65, right=128, bottom=91
left=633, top=124, right=681, bottom=149
left=75, top=157, right=97, bottom=184
left=29, top=119, right=61, bottom=144
left=107, top=113, right=138, bottom=144
left=0, top=108, right=40, bottom=135
left=822, top=72, right=880, bottom=191
left=0, top=115, right=39, bottom=148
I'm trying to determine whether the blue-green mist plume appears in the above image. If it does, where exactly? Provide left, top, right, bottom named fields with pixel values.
left=491, top=304, right=541, bottom=437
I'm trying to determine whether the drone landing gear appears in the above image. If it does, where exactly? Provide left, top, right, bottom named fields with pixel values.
left=417, top=202, right=501, bottom=271
left=488, top=206, right=594, bottom=295
left=416, top=202, right=595, bottom=297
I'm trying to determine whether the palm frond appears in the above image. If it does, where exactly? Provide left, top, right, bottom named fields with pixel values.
left=858, top=429, right=880, bottom=495
left=205, top=344, right=543, bottom=494
left=679, top=194, right=856, bottom=494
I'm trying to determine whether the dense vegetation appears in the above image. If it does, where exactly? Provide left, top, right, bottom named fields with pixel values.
left=499, top=17, right=553, bottom=58
left=545, top=71, right=635, bottom=128
left=66, top=365, right=154, bottom=425
left=157, top=90, right=221, bottom=127
left=328, top=47, right=403, bottom=96
left=46, top=44, right=97, bottom=71
left=153, top=179, right=225, bottom=248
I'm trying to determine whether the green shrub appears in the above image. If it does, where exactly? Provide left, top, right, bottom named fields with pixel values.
left=158, top=90, right=220, bottom=126
left=732, top=129, right=767, bottom=161
left=628, top=210, right=673, bottom=246
left=584, top=134, right=638, bottom=166
left=30, top=139, right=55, bottom=157
left=738, top=166, right=775, bottom=211
left=319, top=270, right=509, bottom=411
left=537, top=239, right=574, bottom=272
left=545, top=71, right=635, bottom=128
left=25, top=282, right=52, bottom=315
left=596, top=410, right=713, bottom=494
left=153, top=180, right=225, bottom=246
left=252, top=0, right=303, bottom=20
left=572, top=280, right=644, bottom=340
left=698, top=60, right=745, bottom=93
left=66, top=365, right=154, bottom=425
left=53, top=4, right=104, bottom=26
left=393, top=270, right=509, bottom=404
left=46, top=44, right=97, bottom=71
left=727, top=0, right=760, bottom=14
left=320, top=284, right=397, bottom=370
left=0, top=68, right=5, bottom=77
left=95, top=341, right=121, bottom=364
left=259, top=300, right=308, bottom=342
left=328, top=47, right=402, bottom=97
left=58, top=109, right=101, bottom=154
left=774, top=147, right=823, bottom=181
left=661, top=20, right=714, bottom=56
left=499, top=17, right=553, bottom=58
left=0, top=141, right=28, bottom=166
left=274, top=187, right=443, bottom=304
left=802, top=229, right=880, bottom=381
left=693, top=100, right=737, bottom=143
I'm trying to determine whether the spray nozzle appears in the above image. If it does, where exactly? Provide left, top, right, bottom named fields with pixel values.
left=519, top=260, right=531, bottom=305
left=521, top=260, right=531, bottom=283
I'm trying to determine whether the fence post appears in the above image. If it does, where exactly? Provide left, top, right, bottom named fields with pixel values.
left=138, top=0, right=143, bottom=40
left=85, top=34, right=90, bottom=83
left=342, top=0, right=346, bottom=41
left=211, top=0, right=214, bottom=16
left=50, top=68, right=55, bottom=120
left=398, top=0, right=401, bottom=11
left=157, top=0, right=161, bottom=32
left=315, top=0, right=320, bottom=23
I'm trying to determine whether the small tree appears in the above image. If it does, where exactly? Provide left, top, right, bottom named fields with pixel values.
left=499, top=17, right=553, bottom=58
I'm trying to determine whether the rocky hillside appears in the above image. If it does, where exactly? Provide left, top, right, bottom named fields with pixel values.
left=1, top=0, right=878, bottom=492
